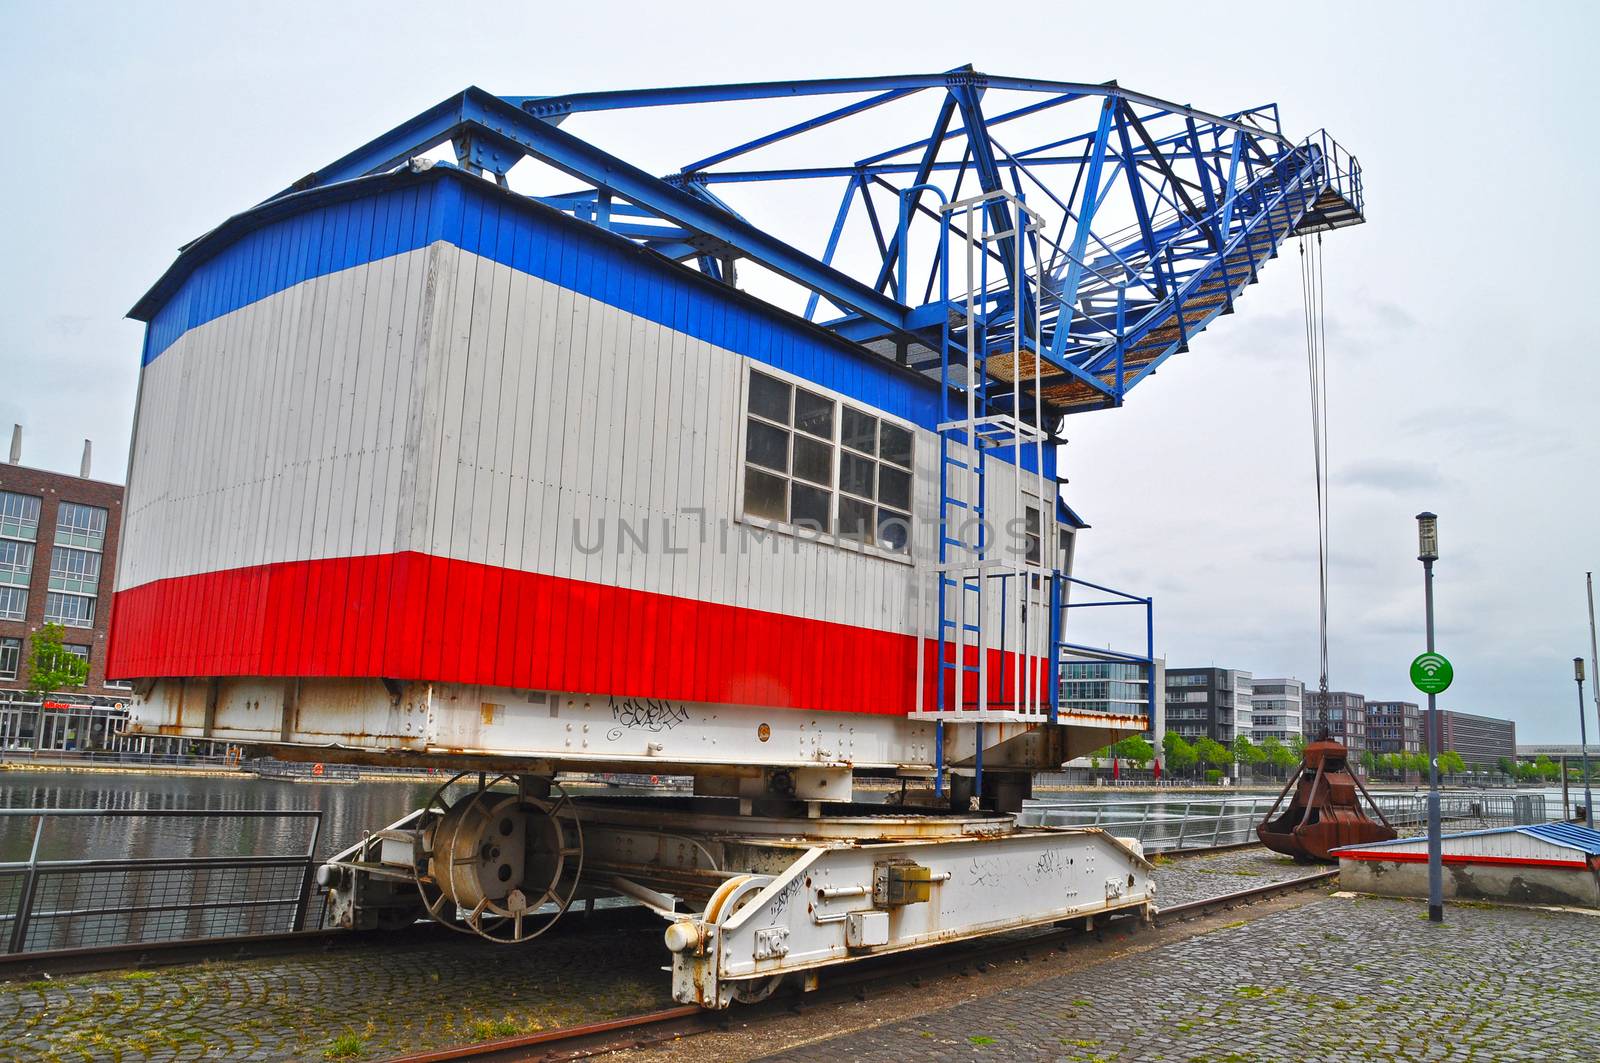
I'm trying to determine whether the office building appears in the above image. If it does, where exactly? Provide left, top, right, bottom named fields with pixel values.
left=1438, top=710, right=1516, bottom=766
left=1165, top=667, right=1253, bottom=744
left=1249, top=678, right=1304, bottom=742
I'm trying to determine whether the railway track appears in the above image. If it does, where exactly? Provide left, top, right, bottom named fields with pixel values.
left=377, top=868, right=1342, bottom=1063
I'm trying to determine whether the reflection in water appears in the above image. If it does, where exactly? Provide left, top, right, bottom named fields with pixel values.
left=0, top=771, right=449, bottom=863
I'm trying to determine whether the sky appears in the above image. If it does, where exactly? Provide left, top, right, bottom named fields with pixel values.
left=2, top=1, right=1596, bottom=741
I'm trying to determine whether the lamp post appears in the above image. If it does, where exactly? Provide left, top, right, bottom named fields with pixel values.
left=1416, top=512, right=1444, bottom=923
left=1577, top=657, right=1594, bottom=826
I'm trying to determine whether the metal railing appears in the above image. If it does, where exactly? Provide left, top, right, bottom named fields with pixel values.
left=0, top=808, right=323, bottom=954
left=0, top=748, right=242, bottom=770
left=1020, top=791, right=1549, bottom=853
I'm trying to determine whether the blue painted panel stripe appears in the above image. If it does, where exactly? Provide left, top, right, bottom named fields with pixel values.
left=139, top=169, right=1050, bottom=477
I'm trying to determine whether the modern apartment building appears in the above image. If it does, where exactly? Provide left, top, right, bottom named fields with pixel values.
left=1249, top=678, right=1304, bottom=742
left=1061, top=656, right=1165, bottom=749
left=0, top=431, right=128, bottom=699
left=1365, top=700, right=1421, bottom=755
left=1303, top=690, right=1366, bottom=754
left=1165, top=667, right=1253, bottom=744
left=1438, top=710, right=1516, bottom=766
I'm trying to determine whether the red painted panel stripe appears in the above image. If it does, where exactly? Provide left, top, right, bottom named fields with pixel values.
left=107, top=552, right=1048, bottom=716
left=1336, top=850, right=1589, bottom=870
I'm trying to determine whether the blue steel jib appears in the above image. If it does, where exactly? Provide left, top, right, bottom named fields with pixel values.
left=270, top=68, right=1364, bottom=423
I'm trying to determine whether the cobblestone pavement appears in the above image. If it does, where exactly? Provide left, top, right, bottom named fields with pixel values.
left=759, top=895, right=1600, bottom=1062
left=0, top=916, right=673, bottom=1062
left=1152, top=846, right=1319, bottom=908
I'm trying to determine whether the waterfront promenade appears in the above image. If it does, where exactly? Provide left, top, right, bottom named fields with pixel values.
left=4, top=846, right=1596, bottom=1061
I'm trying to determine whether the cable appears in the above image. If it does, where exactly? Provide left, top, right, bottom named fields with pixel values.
left=1298, top=235, right=1332, bottom=694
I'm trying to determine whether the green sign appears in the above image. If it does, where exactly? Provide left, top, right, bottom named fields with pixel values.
left=1410, top=652, right=1454, bottom=695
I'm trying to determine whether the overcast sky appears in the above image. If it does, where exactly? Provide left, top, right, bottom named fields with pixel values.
left=3, top=2, right=1596, bottom=741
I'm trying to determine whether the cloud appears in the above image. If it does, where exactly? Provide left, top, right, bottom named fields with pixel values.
left=1335, top=458, right=1443, bottom=493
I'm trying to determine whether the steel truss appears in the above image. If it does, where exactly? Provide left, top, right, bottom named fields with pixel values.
left=275, top=66, right=1363, bottom=423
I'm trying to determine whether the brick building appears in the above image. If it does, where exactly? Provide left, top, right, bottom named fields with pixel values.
left=0, top=432, right=128, bottom=699
left=1303, top=690, right=1366, bottom=754
left=1365, top=700, right=1421, bottom=755
left=1438, top=710, right=1517, bottom=767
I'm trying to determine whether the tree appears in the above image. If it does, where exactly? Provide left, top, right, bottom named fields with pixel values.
left=1359, top=749, right=1378, bottom=776
left=1533, top=755, right=1560, bottom=783
left=1233, top=735, right=1263, bottom=766
left=1163, top=733, right=1197, bottom=777
left=1289, top=734, right=1307, bottom=760
left=1194, top=737, right=1231, bottom=779
left=1113, top=735, right=1155, bottom=770
left=1496, top=756, right=1517, bottom=782
left=1259, top=736, right=1289, bottom=779
left=27, top=623, right=88, bottom=696
left=1439, top=750, right=1467, bottom=781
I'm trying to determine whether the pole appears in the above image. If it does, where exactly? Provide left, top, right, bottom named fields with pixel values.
left=1422, top=556, right=1443, bottom=923
left=1577, top=667, right=1594, bottom=826
left=1587, top=573, right=1600, bottom=810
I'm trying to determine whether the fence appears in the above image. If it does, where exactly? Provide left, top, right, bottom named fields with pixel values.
left=1020, top=791, right=1550, bottom=852
left=0, top=808, right=323, bottom=954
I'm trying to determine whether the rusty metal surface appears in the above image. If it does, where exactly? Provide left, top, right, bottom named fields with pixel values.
left=1256, top=740, right=1396, bottom=863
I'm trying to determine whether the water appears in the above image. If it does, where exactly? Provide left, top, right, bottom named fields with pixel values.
left=0, top=770, right=447, bottom=863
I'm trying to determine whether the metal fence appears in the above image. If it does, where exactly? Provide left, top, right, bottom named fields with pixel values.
left=1020, top=792, right=1550, bottom=852
left=0, top=808, right=323, bottom=954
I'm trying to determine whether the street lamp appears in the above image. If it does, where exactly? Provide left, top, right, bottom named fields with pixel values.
left=1416, top=512, right=1444, bottom=923
left=1577, top=657, right=1594, bottom=826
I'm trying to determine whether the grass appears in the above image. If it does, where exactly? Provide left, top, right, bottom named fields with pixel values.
left=468, top=1017, right=523, bottom=1041
left=324, top=1031, right=365, bottom=1061
left=969, top=1035, right=998, bottom=1046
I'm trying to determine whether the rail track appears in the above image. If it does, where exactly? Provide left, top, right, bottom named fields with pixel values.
left=376, top=867, right=1342, bottom=1063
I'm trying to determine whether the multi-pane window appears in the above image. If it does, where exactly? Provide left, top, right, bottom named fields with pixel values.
left=49, top=547, right=101, bottom=595
left=0, top=491, right=41, bottom=541
left=62, top=643, right=90, bottom=663
left=0, top=540, right=33, bottom=588
left=45, top=591, right=95, bottom=628
left=741, top=368, right=914, bottom=555
left=56, top=503, right=107, bottom=551
left=0, top=636, right=19, bottom=680
left=0, top=586, right=24, bottom=621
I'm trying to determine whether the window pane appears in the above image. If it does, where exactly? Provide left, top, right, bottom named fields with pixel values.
left=794, top=389, right=833, bottom=439
left=838, top=496, right=874, bottom=543
left=842, top=408, right=877, bottom=454
left=0, top=587, right=23, bottom=621
left=790, top=483, right=831, bottom=532
left=879, top=423, right=913, bottom=469
left=0, top=637, right=19, bottom=681
left=0, top=540, right=33, bottom=587
left=840, top=453, right=875, bottom=499
left=0, top=491, right=40, bottom=541
left=745, top=419, right=789, bottom=473
left=878, top=466, right=911, bottom=511
left=63, top=644, right=90, bottom=662
left=748, top=371, right=791, bottom=424
left=45, top=591, right=95, bottom=628
left=793, top=435, right=832, bottom=486
left=743, top=467, right=787, bottom=522
left=877, top=509, right=911, bottom=553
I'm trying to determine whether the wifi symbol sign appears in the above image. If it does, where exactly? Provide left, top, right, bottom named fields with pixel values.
left=1410, top=652, right=1454, bottom=694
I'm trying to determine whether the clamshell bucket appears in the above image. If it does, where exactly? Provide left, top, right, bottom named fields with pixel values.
left=1257, top=739, right=1396, bottom=862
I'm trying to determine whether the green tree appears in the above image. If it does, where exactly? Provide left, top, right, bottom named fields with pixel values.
left=26, top=623, right=88, bottom=696
left=1496, top=756, right=1517, bottom=782
left=1232, top=735, right=1263, bottom=766
left=1533, top=755, right=1560, bottom=783
left=1162, top=733, right=1197, bottom=777
left=1259, top=736, right=1290, bottom=779
left=1358, top=749, right=1378, bottom=776
left=1439, top=750, right=1467, bottom=781
left=1289, top=734, right=1307, bottom=760
left=1194, top=737, right=1231, bottom=779
left=1112, top=735, right=1155, bottom=770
